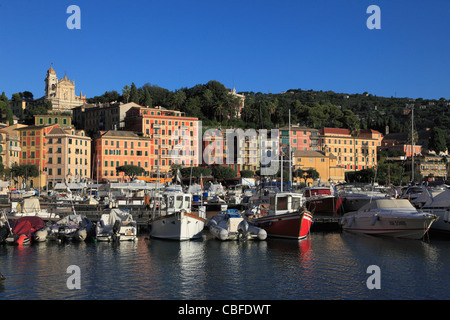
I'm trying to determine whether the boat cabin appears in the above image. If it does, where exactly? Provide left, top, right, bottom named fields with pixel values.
left=303, top=187, right=332, bottom=198
left=269, top=192, right=304, bottom=215
left=163, top=192, right=192, bottom=215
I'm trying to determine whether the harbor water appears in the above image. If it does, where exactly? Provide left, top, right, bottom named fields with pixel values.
left=1, top=230, right=450, bottom=300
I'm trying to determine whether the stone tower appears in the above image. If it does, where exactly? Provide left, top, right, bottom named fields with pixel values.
left=45, top=65, right=58, bottom=98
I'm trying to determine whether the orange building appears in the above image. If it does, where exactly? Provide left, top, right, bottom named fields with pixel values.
left=93, top=130, right=155, bottom=182
left=124, top=105, right=200, bottom=172
left=17, top=124, right=59, bottom=188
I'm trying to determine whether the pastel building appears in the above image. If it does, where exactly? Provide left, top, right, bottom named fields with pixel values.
left=93, top=130, right=153, bottom=182
left=35, top=114, right=73, bottom=127
left=293, top=150, right=345, bottom=185
left=280, top=125, right=320, bottom=153
left=17, top=124, right=58, bottom=188
left=124, top=105, right=200, bottom=173
left=45, top=127, right=91, bottom=187
left=202, top=128, right=260, bottom=175
left=2, top=124, right=27, bottom=168
left=319, top=127, right=382, bottom=171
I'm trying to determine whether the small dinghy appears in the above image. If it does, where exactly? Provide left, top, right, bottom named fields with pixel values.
left=96, top=208, right=137, bottom=242
left=208, top=209, right=267, bottom=241
left=5, top=216, right=45, bottom=245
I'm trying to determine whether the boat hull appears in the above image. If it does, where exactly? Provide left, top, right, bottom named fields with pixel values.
left=422, top=208, right=450, bottom=233
left=342, top=215, right=436, bottom=239
left=249, top=210, right=313, bottom=240
left=150, top=212, right=206, bottom=241
left=306, top=196, right=343, bottom=215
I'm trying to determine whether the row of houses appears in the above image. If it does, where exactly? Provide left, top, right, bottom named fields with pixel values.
left=3, top=103, right=447, bottom=189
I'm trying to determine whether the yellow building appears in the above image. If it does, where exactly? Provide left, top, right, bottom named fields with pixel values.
left=46, top=127, right=91, bottom=187
left=2, top=124, right=27, bottom=168
left=319, top=128, right=381, bottom=171
left=293, top=150, right=345, bottom=185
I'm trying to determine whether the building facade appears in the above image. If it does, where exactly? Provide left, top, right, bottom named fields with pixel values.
left=124, top=105, right=200, bottom=173
left=72, top=102, right=138, bottom=136
left=45, top=127, right=91, bottom=187
left=293, top=150, right=345, bottom=185
left=319, top=127, right=381, bottom=171
left=93, top=130, right=154, bottom=182
left=35, top=114, right=73, bottom=127
left=2, top=124, right=27, bottom=168
left=17, top=124, right=58, bottom=188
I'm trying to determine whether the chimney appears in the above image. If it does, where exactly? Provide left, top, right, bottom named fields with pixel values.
left=385, top=125, right=389, bottom=135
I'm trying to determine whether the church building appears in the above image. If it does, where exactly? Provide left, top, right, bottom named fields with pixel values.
left=44, top=65, right=86, bottom=112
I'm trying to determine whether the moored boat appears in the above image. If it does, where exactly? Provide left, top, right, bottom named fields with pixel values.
left=42, top=214, right=95, bottom=242
left=5, top=216, right=46, bottom=245
left=10, top=197, right=59, bottom=219
left=246, top=192, right=313, bottom=240
left=208, top=209, right=267, bottom=241
left=419, top=189, right=450, bottom=233
left=96, top=208, right=137, bottom=242
left=149, top=189, right=206, bottom=241
left=303, top=186, right=343, bottom=215
left=340, top=198, right=437, bottom=239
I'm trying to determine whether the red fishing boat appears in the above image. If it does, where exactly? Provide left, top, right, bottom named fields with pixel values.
left=247, top=192, right=313, bottom=240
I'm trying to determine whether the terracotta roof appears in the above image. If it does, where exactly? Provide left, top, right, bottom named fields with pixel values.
left=320, top=127, right=351, bottom=135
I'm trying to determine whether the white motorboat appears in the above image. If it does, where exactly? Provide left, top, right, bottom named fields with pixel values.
left=149, top=189, right=206, bottom=241
left=336, top=184, right=389, bottom=213
left=340, top=198, right=437, bottom=239
left=10, top=197, right=59, bottom=219
left=96, top=208, right=137, bottom=242
left=208, top=209, right=267, bottom=241
left=420, top=189, right=450, bottom=233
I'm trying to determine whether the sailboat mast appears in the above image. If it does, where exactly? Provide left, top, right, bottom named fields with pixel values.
left=411, top=105, right=414, bottom=182
left=289, top=109, right=292, bottom=190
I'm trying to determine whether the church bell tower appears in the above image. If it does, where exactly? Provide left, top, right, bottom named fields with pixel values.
left=45, top=64, right=58, bottom=98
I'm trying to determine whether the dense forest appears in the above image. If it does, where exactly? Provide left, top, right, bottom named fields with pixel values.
left=86, top=81, right=450, bottom=150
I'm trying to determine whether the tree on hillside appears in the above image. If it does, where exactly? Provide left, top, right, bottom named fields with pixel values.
left=0, top=92, right=13, bottom=125
left=429, top=127, right=447, bottom=154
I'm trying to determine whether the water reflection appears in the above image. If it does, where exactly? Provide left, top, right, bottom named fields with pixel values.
left=1, top=231, right=449, bottom=300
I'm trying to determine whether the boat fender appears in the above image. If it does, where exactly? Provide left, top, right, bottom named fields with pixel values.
left=257, top=228, right=267, bottom=241
left=371, top=214, right=379, bottom=226
left=0, top=272, right=5, bottom=281
left=77, top=229, right=87, bottom=241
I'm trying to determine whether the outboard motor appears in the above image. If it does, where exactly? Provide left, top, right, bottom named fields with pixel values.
left=112, top=220, right=121, bottom=234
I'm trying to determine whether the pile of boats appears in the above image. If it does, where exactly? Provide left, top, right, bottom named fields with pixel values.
left=0, top=196, right=138, bottom=245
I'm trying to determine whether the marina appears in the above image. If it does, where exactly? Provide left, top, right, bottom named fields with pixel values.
left=1, top=180, right=449, bottom=301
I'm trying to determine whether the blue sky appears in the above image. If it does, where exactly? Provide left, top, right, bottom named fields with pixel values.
left=0, top=0, right=449, bottom=100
